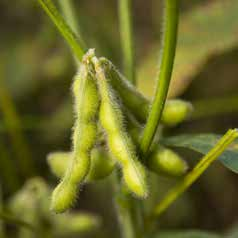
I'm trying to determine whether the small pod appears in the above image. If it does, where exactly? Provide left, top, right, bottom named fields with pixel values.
left=51, top=50, right=100, bottom=213
left=51, top=182, right=77, bottom=213
left=47, top=151, right=70, bottom=178
left=93, top=57, right=148, bottom=198
left=161, top=100, right=193, bottom=126
left=148, top=146, right=188, bottom=177
left=99, top=58, right=193, bottom=126
left=47, top=148, right=115, bottom=182
left=86, top=147, right=115, bottom=182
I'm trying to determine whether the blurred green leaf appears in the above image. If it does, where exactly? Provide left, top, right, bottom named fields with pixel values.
left=138, top=0, right=238, bottom=98
left=162, top=134, right=238, bottom=173
left=156, top=230, right=221, bottom=238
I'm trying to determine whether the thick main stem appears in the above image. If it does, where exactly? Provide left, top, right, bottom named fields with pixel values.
left=118, top=0, right=136, bottom=84
left=140, top=0, right=179, bottom=156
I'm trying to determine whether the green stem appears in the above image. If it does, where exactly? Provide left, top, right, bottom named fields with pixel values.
left=140, top=0, right=179, bottom=156
left=58, top=0, right=86, bottom=66
left=151, top=128, right=238, bottom=218
left=37, top=0, right=86, bottom=61
left=118, top=0, right=135, bottom=84
left=58, top=0, right=80, bottom=35
left=116, top=199, right=135, bottom=238
left=112, top=173, right=136, bottom=238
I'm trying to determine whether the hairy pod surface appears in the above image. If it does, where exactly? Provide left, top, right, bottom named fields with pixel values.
left=86, top=147, right=115, bottom=182
left=99, top=57, right=148, bottom=123
left=161, top=100, right=193, bottom=126
left=51, top=181, right=77, bottom=213
left=123, top=160, right=148, bottom=198
left=47, top=148, right=115, bottom=181
left=99, top=58, right=192, bottom=126
left=148, top=146, right=188, bottom=177
left=93, top=57, right=148, bottom=198
left=47, top=151, right=71, bottom=178
left=122, top=113, right=187, bottom=178
left=51, top=50, right=100, bottom=213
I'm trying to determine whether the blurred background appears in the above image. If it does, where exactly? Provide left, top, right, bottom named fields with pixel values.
left=0, top=0, right=238, bottom=237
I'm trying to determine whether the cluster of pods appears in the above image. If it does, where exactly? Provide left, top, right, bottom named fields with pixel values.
left=48, top=49, right=193, bottom=213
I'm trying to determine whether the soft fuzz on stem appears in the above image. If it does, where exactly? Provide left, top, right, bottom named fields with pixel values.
left=140, top=0, right=179, bottom=156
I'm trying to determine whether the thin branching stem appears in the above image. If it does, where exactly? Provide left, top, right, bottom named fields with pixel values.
left=58, top=0, right=86, bottom=65
left=140, top=0, right=179, bottom=156
left=37, top=0, right=86, bottom=60
left=118, top=0, right=136, bottom=84
left=59, top=0, right=80, bottom=35
left=112, top=172, right=137, bottom=238
left=151, top=128, right=238, bottom=218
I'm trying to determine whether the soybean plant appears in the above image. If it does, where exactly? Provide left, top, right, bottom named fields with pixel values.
left=34, top=0, right=238, bottom=238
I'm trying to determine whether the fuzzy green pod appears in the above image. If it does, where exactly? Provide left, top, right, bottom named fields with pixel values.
left=47, top=148, right=115, bottom=181
left=86, top=147, right=115, bottom=181
left=99, top=57, right=148, bottom=123
left=51, top=50, right=100, bottom=213
left=47, top=151, right=70, bottom=178
left=148, top=146, right=188, bottom=177
left=51, top=182, right=78, bottom=213
left=161, top=100, right=193, bottom=126
left=93, top=57, right=148, bottom=198
left=123, top=160, right=148, bottom=198
left=99, top=58, right=192, bottom=126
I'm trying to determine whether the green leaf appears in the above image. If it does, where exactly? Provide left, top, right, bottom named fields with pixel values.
left=162, top=134, right=238, bottom=173
left=156, top=230, right=221, bottom=238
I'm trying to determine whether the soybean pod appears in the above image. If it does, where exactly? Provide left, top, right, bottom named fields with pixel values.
left=93, top=56, right=148, bottom=198
left=148, top=146, right=188, bottom=177
left=99, top=58, right=192, bottom=126
left=51, top=50, right=100, bottom=213
left=124, top=113, right=188, bottom=177
left=47, top=147, right=115, bottom=182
